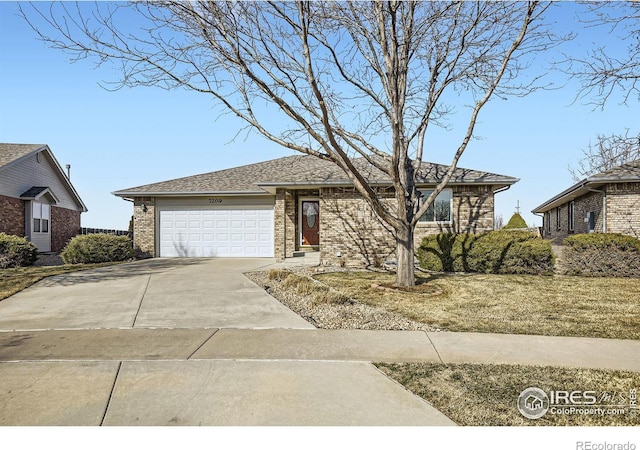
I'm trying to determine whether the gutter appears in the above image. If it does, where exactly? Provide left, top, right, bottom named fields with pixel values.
left=493, top=185, right=512, bottom=195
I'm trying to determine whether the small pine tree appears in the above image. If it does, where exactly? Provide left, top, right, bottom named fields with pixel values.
left=503, top=213, right=528, bottom=229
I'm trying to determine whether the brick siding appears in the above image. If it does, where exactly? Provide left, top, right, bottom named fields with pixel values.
left=50, top=206, right=81, bottom=252
left=274, top=185, right=497, bottom=266
left=542, top=183, right=640, bottom=241
left=132, top=197, right=156, bottom=257
left=607, top=182, right=640, bottom=237
left=0, top=194, right=25, bottom=237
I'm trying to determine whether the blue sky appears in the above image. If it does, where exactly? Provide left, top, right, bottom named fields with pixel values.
left=1, top=1, right=637, bottom=230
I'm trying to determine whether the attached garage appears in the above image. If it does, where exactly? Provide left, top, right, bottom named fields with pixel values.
left=155, top=197, right=275, bottom=258
left=159, top=208, right=274, bottom=257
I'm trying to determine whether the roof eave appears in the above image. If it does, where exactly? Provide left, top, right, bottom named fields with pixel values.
left=532, top=180, right=607, bottom=213
left=112, top=190, right=271, bottom=198
left=257, top=178, right=519, bottom=188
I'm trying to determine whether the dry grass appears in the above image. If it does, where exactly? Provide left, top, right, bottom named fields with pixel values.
left=272, top=269, right=352, bottom=306
left=315, top=272, right=640, bottom=339
left=375, top=362, right=640, bottom=426
left=0, top=263, right=120, bottom=301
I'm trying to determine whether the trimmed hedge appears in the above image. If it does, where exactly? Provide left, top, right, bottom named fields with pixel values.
left=562, top=233, right=640, bottom=277
left=417, top=230, right=555, bottom=275
left=0, top=233, right=38, bottom=269
left=61, top=234, right=134, bottom=264
left=468, top=230, right=555, bottom=275
left=503, top=213, right=528, bottom=229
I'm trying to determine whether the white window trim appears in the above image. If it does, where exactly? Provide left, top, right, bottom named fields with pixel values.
left=32, top=201, right=51, bottom=235
left=417, top=189, right=453, bottom=224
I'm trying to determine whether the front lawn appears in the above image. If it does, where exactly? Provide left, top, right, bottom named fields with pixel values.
left=375, top=362, right=640, bottom=426
left=314, top=272, right=640, bottom=340
left=0, top=263, right=120, bottom=301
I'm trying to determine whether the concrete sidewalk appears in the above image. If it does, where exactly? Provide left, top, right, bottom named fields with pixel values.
left=1, top=328, right=638, bottom=425
left=1, top=328, right=638, bottom=371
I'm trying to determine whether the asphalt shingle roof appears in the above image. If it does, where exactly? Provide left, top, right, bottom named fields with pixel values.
left=0, top=143, right=46, bottom=169
left=588, top=159, right=640, bottom=182
left=113, top=154, right=518, bottom=196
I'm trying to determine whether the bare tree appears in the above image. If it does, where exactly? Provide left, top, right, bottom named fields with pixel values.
left=21, top=1, right=560, bottom=286
left=565, top=2, right=640, bottom=182
left=569, top=130, right=640, bottom=180
left=568, top=1, right=640, bottom=107
left=494, top=214, right=504, bottom=231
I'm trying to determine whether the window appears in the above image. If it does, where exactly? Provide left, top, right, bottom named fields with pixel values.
left=556, top=207, right=561, bottom=230
left=568, top=201, right=575, bottom=232
left=418, top=190, right=452, bottom=223
left=546, top=212, right=551, bottom=233
left=32, top=202, right=50, bottom=234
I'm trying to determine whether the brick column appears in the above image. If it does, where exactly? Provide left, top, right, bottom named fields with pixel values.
left=133, top=197, right=156, bottom=257
left=274, top=189, right=296, bottom=260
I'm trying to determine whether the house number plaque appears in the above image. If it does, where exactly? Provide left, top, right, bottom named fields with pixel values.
left=208, top=198, right=223, bottom=204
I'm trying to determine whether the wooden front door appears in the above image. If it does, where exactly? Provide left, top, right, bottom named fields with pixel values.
left=301, top=200, right=320, bottom=246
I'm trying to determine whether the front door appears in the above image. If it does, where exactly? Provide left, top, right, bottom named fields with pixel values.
left=301, top=200, right=320, bottom=246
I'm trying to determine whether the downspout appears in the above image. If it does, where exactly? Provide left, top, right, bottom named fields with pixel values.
left=492, top=184, right=512, bottom=230
left=584, top=183, right=606, bottom=233
left=532, top=212, right=545, bottom=236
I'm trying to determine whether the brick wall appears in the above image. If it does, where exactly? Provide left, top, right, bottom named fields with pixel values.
left=50, top=206, right=81, bottom=252
left=0, top=194, right=25, bottom=236
left=317, top=185, right=496, bottom=267
left=607, top=182, right=640, bottom=237
left=133, top=197, right=156, bottom=257
left=320, top=187, right=397, bottom=266
left=448, top=185, right=495, bottom=234
left=542, top=189, right=625, bottom=241
left=274, top=189, right=297, bottom=259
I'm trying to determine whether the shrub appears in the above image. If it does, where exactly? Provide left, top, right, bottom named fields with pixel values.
left=467, top=230, right=554, bottom=275
left=503, top=213, right=528, bottom=229
left=562, top=233, right=640, bottom=277
left=417, top=233, right=474, bottom=272
left=0, top=233, right=38, bottom=269
left=61, top=234, right=134, bottom=264
left=417, top=231, right=555, bottom=275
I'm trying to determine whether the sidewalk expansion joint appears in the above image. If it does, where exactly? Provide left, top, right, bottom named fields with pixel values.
left=186, top=329, right=219, bottom=360
left=100, top=361, right=122, bottom=426
left=131, top=275, right=152, bottom=328
left=424, top=331, right=445, bottom=364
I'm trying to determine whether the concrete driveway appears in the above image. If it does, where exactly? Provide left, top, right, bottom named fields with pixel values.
left=0, top=258, right=312, bottom=330
left=0, top=258, right=454, bottom=426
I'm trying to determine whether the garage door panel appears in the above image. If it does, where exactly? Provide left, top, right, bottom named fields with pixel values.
left=160, top=207, right=274, bottom=258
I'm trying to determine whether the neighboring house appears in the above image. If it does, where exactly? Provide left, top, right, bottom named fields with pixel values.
left=0, top=143, right=87, bottom=252
left=532, top=159, right=640, bottom=241
left=113, top=155, right=518, bottom=265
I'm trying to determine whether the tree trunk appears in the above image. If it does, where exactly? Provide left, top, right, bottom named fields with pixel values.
left=395, top=223, right=415, bottom=287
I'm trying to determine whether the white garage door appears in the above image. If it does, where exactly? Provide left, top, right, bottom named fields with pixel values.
left=159, top=208, right=274, bottom=257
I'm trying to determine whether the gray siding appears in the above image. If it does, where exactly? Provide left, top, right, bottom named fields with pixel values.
left=0, top=151, right=81, bottom=211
